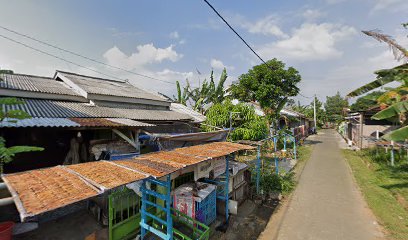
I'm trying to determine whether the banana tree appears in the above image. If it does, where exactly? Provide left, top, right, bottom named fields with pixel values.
left=0, top=97, right=44, bottom=174
left=346, top=27, right=408, bottom=141
left=173, top=80, right=190, bottom=105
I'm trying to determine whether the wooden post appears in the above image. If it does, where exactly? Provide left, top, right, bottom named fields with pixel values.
left=359, top=113, right=364, bottom=149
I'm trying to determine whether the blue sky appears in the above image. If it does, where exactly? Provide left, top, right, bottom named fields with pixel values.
left=0, top=0, right=407, bottom=104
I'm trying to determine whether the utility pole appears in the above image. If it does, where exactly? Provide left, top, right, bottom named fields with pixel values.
left=313, top=94, right=317, bottom=130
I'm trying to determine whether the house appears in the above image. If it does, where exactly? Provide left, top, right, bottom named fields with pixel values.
left=0, top=70, right=200, bottom=173
left=341, top=107, right=398, bottom=148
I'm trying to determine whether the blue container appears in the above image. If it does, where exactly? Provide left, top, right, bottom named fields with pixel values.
left=195, top=188, right=217, bottom=225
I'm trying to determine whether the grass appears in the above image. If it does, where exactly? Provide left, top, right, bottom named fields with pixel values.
left=343, top=149, right=408, bottom=240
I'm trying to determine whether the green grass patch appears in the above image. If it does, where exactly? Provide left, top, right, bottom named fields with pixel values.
left=343, top=149, right=408, bottom=240
left=296, top=144, right=313, bottom=165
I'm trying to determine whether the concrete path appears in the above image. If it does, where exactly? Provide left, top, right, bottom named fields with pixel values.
left=274, top=129, right=384, bottom=240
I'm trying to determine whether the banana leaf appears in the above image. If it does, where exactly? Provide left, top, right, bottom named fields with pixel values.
left=372, top=100, right=408, bottom=120
left=347, top=64, right=408, bottom=97
left=383, top=125, right=408, bottom=141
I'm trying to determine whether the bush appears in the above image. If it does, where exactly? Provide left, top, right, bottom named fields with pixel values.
left=253, top=169, right=295, bottom=195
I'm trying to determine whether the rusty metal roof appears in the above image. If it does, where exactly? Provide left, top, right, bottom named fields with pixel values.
left=173, top=142, right=254, bottom=158
left=1, top=166, right=99, bottom=221
left=1, top=142, right=254, bottom=221
left=115, top=159, right=179, bottom=177
left=69, top=118, right=153, bottom=127
left=66, top=161, right=146, bottom=190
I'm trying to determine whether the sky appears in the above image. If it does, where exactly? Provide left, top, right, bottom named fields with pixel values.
left=0, top=0, right=407, bottom=105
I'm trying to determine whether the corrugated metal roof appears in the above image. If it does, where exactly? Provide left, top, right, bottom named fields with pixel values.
left=66, top=161, right=146, bottom=190
left=106, top=118, right=154, bottom=126
left=1, top=98, right=192, bottom=121
left=0, top=118, right=79, bottom=127
left=0, top=117, right=154, bottom=128
left=69, top=118, right=153, bottom=127
left=0, top=73, right=80, bottom=96
left=57, top=71, right=169, bottom=102
left=170, top=103, right=206, bottom=123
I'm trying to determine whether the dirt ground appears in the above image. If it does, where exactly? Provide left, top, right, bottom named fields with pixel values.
left=14, top=210, right=107, bottom=240
left=210, top=199, right=279, bottom=240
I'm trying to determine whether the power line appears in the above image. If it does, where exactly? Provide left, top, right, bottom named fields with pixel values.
left=0, top=33, right=127, bottom=81
left=0, top=25, right=175, bottom=85
left=203, top=0, right=275, bottom=71
left=298, top=93, right=314, bottom=99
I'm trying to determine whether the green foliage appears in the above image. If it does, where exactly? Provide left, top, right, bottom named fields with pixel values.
left=350, top=91, right=384, bottom=112
left=372, top=100, right=408, bottom=121
left=324, top=92, right=348, bottom=122
left=343, top=149, right=408, bottom=239
left=0, top=95, right=44, bottom=174
left=0, top=98, right=32, bottom=121
left=0, top=69, right=13, bottom=74
left=0, top=137, right=44, bottom=173
left=230, top=58, right=301, bottom=121
left=383, top=126, right=408, bottom=141
left=256, top=170, right=295, bottom=195
left=347, top=64, right=408, bottom=98
left=203, top=100, right=268, bottom=141
left=173, top=80, right=190, bottom=105
left=175, top=68, right=228, bottom=112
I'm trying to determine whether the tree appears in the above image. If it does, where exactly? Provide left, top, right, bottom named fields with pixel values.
left=350, top=91, right=384, bottom=112
left=325, top=92, right=348, bottom=122
left=307, top=97, right=327, bottom=127
left=0, top=97, right=44, bottom=174
left=203, top=100, right=268, bottom=141
left=0, top=68, right=13, bottom=74
left=173, top=80, right=190, bottom=105
left=230, top=58, right=301, bottom=126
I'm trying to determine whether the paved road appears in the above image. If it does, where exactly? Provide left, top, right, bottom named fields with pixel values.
left=275, top=129, right=384, bottom=240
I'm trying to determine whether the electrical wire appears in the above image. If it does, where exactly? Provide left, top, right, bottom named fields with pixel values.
left=0, top=25, right=175, bottom=85
left=0, top=33, right=127, bottom=81
left=202, top=0, right=276, bottom=71
left=298, top=93, right=314, bottom=99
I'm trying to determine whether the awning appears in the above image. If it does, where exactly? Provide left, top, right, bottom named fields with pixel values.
left=1, top=142, right=255, bottom=222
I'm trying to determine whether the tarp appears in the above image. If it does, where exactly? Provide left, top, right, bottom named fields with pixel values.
left=155, top=130, right=228, bottom=142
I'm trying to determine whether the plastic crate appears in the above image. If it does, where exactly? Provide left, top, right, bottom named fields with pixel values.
left=195, top=188, right=217, bottom=225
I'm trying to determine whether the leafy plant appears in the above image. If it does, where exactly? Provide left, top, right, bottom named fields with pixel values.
left=202, top=100, right=268, bottom=141
left=0, top=137, right=43, bottom=174
left=0, top=97, right=44, bottom=174
left=255, top=169, right=295, bottom=195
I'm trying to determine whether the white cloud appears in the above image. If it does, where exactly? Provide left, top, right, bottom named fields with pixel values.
left=156, top=68, right=194, bottom=79
left=325, top=0, right=347, bottom=4
left=169, top=31, right=179, bottom=39
left=257, top=23, right=357, bottom=61
left=241, top=15, right=287, bottom=38
left=103, top=44, right=183, bottom=70
left=210, top=59, right=235, bottom=71
left=302, top=9, right=326, bottom=21
left=371, top=0, right=408, bottom=12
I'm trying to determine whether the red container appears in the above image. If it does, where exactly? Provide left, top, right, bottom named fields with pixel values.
left=0, top=222, right=14, bottom=240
